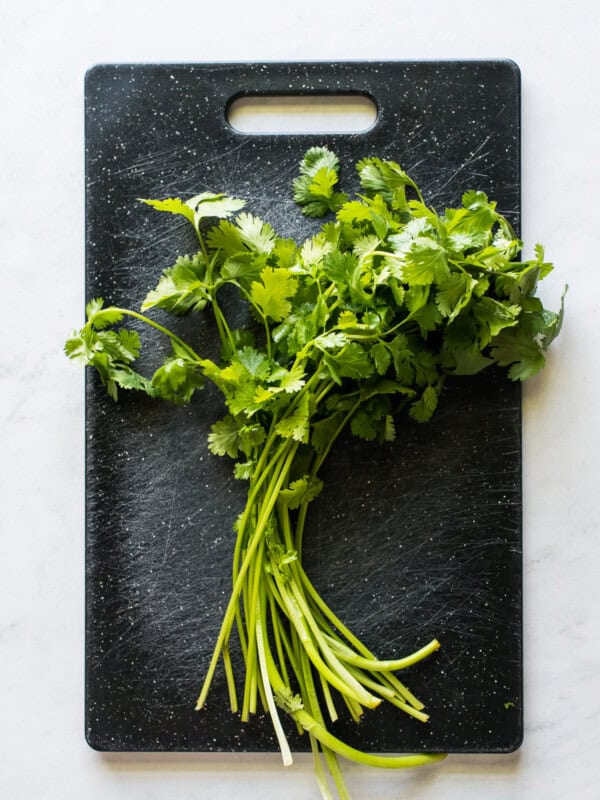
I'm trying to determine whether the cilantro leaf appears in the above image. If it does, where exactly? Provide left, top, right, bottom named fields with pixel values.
left=250, top=267, right=298, bottom=322
left=268, top=362, right=306, bottom=393
left=402, top=238, right=450, bottom=286
left=238, top=423, right=267, bottom=454
left=350, top=409, right=378, bottom=440
left=300, top=235, right=335, bottom=268
left=208, top=415, right=241, bottom=458
left=236, top=346, right=271, bottom=380
left=336, top=200, right=376, bottom=225
left=85, top=298, right=124, bottom=329
left=370, top=342, right=392, bottom=375
left=314, top=331, right=349, bottom=351
left=187, top=192, right=246, bottom=224
left=448, top=345, right=493, bottom=376
left=322, top=251, right=358, bottom=287
left=325, top=342, right=374, bottom=381
left=490, top=319, right=548, bottom=381
left=220, top=252, right=265, bottom=286
left=293, top=147, right=347, bottom=217
left=409, top=385, right=439, bottom=423
left=444, top=190, right=497, bottom=241
left=268, top=238, right=298, bottom=270
left=388, top=334, right=415, bottom=384
left=151, top=353, right=205, bottom=404
left=206, top=220, right=245, bottom=255
left=473, top=297, right=521, bottom=346
left=234, top=461, right=255, bottom=480
left=356, top=157, right=422, bottom=212
left=110, top=366, right=155, bottom=395
left=236, top=212, right=277, bottom=254
left=65, top=322, right=156, bottom=401
left=142, top=253, right=209, bottom=314
left=140, top=193, right=246, bottom=234
left=350, top=396, right=393, bottom=441
left=272, top=302, right=319, bottom=356
left=138, top=197, right=196, bottom=225
left=275, top=393, right=311, bottom=443
left=435, top=274, right=478, bottom=321
left=279, top=476, right=324, bottom=509
left=411, top=300, right=443, bottom=335
left=311, top=413, right=343, bottom=455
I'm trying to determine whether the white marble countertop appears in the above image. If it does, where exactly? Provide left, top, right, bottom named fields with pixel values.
left=2, top=1, right=599, bottom=798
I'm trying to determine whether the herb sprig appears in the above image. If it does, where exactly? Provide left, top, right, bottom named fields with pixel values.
left=67, top=147, right=564, bottom=799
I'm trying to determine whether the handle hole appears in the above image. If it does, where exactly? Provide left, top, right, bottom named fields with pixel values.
left=227, top=94, right=378, bottom=134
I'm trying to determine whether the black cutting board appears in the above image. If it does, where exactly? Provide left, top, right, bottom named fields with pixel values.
left=84, top=60, right=522, bottom=754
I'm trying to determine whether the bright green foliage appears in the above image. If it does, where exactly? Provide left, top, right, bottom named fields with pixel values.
left=293, top=147, right=348, bottom=217
left=208, top=415, right=243, bottom=458
left=140, top=192, right=246, bottom=231
left=279, top=475, right=324, bottom=509
left=250, top=267, right=298, bottom=322
left=151, top=348, right=205, bottom=405
left=142, top=253, right=210, bottom=314
left=138, top=196, right=196, bottom=225
left=66, top=147, right=564, bottom=800
left=65, top=300, right=152, bottom=400
left=275, top=392, right=311, bottom=443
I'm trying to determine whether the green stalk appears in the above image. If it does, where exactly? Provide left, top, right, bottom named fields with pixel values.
left=270, top=567, right=379, bottom=709
left=308, top=732, right=335, bottom=800
left=110, top=308, right=210, bottom=366
left=211, top=294, right=236, bottom=353
left=241, top=538, right=266, bottom=721
left=287, top=579, right=381, bottom=708
left=298, top=641, right=351, bottom=800
left=256, top=589, right=293, bottom=766
left=195, top=440, right=299, bottom=710
left=297, top=561, right=430, bottom=712
left=230, top=433, right=291, bottom=665
left=318, top=671, right=338, bottom=723
left=263, top=626, right=445, bottom=772
left=268, top=591, right=291, bottom=689
left=325, top=635, right=441, bottom=672
left=293, top=709, right=446, bottom=770
left=222, top=642, right=238, bottom=713
left=273, top=444, right=439, bottom=734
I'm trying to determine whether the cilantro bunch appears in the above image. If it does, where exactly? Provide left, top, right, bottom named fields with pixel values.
left=66, top=148, right=563, bottom=799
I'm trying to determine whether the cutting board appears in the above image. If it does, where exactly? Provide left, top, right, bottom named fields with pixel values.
left=84, top=60, right=522, bottom=754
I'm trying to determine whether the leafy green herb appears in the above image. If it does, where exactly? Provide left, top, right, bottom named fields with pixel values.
left=66, top=148, right=564, bottom=799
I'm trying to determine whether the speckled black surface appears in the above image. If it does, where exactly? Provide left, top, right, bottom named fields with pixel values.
left=85, top=61, right=522, bottom=754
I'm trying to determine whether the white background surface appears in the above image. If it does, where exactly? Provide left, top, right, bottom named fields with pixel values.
left=1, top=1, right=599, bottom=798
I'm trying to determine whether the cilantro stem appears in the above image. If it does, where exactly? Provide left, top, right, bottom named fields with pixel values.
left=222, top=642, right=238, bottom=713
left=268, top=590, right=292, bottom=689
left=271, top=565, right=379, bottom=708
left=256, top=589, right=294, bottom=766
left=298, top=641, right=351, bottom=800
left=195, top=227, right=210, bottom=263
left=261, top=619, right=445, bottom=770
left=294, top=708, right=446, bottom=769
left=264, top=315, right=273, bottom=359
left=211, top=295, right=235, bottom=352
left=111, top=308, right=208, bottom=364
left=196, top=440, right=299, bottom=710
left=325, top=635, right=441, bottom=673
left=308, top=733, right=336, bottom=800
left=241, top=538, right=266, bottom=721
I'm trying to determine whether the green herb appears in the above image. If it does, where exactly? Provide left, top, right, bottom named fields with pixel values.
left=66, top=147, right=564, bottom=799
